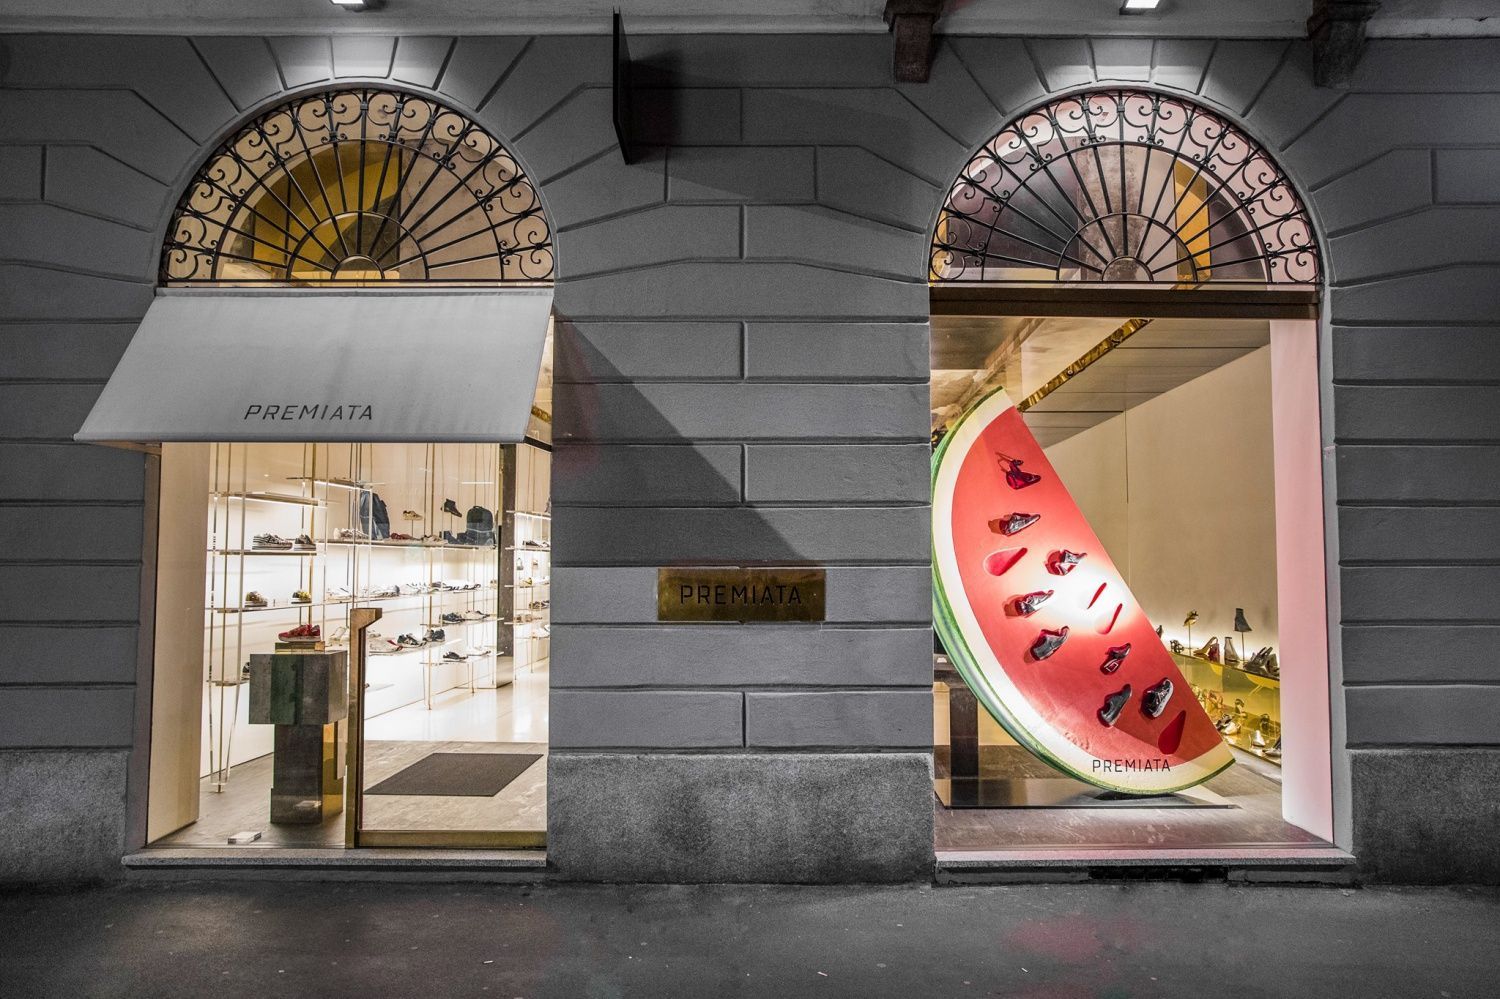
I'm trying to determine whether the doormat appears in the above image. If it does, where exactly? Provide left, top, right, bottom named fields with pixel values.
left=366, top=752, right=542, bottom=797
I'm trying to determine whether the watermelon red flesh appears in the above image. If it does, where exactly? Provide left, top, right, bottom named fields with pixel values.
left=933, top=386, right=1234, bottom=794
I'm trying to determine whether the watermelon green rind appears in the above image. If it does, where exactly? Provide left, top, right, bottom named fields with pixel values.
left=931, top=384, right=1235, bottom=795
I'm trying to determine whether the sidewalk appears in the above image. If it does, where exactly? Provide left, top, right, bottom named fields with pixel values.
left=2, top=881, right=1496, bottom=998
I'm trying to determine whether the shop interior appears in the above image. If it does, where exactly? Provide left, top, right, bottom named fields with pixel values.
left=146, top=362, right=553, bottom=850
left=930, top=312, right=1327, bottom=851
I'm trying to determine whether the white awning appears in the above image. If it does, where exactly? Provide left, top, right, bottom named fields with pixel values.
left=76, top=288, right=552, bottom=444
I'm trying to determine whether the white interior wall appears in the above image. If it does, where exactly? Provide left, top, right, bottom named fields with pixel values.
left=1042, top=346, right=1279, bottom=658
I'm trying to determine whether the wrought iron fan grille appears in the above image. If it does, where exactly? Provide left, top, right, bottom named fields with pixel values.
left=161, top=88, right=553, bottom=285
left=931, top=90, right=1319, bottom=286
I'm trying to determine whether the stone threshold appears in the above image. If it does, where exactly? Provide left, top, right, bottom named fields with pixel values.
left=123, top=847, right=550, bottom=882
left=937, top=846, right=1358, bottom=883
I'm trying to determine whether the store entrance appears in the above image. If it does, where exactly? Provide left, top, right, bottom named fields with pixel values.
left=145, top=422, right=553, bottom=849
left=928, top=304, right=1333, bottom=853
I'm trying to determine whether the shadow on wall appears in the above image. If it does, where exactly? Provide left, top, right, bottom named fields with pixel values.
left=549, top=316, right=810, bottom=568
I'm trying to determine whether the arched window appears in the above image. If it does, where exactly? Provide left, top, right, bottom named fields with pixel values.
left=161, top=88, right=553, bottom=285
left=931, top=90, right=1318, bottom=287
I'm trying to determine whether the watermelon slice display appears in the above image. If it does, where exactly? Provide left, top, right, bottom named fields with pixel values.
left=932, top=386, right=1234, bottom=794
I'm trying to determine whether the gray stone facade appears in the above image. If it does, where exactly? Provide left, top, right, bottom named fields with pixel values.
left=1, top=32, right=1497, bottom=883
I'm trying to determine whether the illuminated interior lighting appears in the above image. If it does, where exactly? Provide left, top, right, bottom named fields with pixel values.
left=1120, top=0, right=1161, bottom=11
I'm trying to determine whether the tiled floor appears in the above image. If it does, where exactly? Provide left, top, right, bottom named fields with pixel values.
left=155, top=660, right=548, bottom=849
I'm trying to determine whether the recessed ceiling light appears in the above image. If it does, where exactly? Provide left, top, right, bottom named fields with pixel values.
left=1120, top=0, right=1161, bottom=12
left=330, top=0, right=375, bottom=10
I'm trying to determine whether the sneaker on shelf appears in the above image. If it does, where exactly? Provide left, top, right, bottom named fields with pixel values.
left=325, top=586, right=352, bottom=602
left=399, top=582, right=425, bottom=595
left=389, top=532, right=415, bottom=541
left=424, top=628, right=446, bottom=643
left=402, top=509, right=424, bottom=521
left=291, top=534, right=316, bottom=552
left=441, top=612, right=464, bottom=625
left=459, top=646, right=488, bottom=658
left=291, top=590, right=311, bottom=604
left=397, top=634, right=423, bottom=649
left=368, top=635, right=402, bottom=655
left=244, top=591, right=268, bottom=608
left=252, top=533, right=293, bottom=550
left=337, top=528, right=370, bottom=542
left=278, top=624, right=321, bottom=642
left=461, top=610, right=488, bottom=621
left=442, top=650, right=466, bottom=662
left=328, top=626, right=349, bottom=646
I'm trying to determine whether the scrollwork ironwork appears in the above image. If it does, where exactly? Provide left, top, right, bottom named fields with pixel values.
left=931, top=90, right=1320, bottom=286
left=161, top=88, right=553, bottom=284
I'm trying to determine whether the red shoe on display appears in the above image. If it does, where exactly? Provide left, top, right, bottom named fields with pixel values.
left=997, top=452, right=1041, bottom=489
left=990, top=512, right=1040, bottom=536
left=1100, top=643, right=1131, bottom=674
left=278, top=624, right=321, bottom=642
left=1013, top=590, right=1054, bottom=616
left=1048, top=549, right=1086, bottom=575
left=1029, top=626, right=1068, bottom=661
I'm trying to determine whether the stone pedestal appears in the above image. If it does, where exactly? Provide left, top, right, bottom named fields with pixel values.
left=248, top=650, right=349, bottom=825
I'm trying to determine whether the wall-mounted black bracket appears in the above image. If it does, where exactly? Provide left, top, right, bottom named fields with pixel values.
left=883, top=0, right=947, bottom=83
left=1308, top=0, right=1381, bottom=89
left=612, top=9, right=636, bottom=163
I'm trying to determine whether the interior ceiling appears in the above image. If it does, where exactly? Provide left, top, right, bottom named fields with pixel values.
left=931, top=315, right=1271, bottom=447
left=1, top=0, right=1496, bottom=36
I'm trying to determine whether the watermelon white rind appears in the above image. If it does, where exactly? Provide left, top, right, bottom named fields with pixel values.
left=933, top=385, right=1235, bottom=795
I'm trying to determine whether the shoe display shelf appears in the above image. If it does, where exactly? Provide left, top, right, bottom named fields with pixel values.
left=204, top=468, right=333, bottom=791
left=202, top=446, right=506, bottom=790
left=1172, top=651, right=1282, bottom=765
left=506, top=510, right=551, bottom=672
left=342, top=532, right=502, bottom=713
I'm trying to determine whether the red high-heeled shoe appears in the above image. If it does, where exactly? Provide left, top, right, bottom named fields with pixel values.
left=997, top=452, right=1041, bottom=490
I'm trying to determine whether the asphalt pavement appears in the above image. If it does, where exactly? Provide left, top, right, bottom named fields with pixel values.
left=2, top=880, right=1496, bottom=998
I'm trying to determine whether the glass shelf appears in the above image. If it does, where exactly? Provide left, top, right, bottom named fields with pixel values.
left=285, top=475, right=371, bottom=490
left=210, top=491, right=325, bottom=507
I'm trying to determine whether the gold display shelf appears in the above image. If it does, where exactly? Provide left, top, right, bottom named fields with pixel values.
left=1173, top=651, right=1281, bottom=765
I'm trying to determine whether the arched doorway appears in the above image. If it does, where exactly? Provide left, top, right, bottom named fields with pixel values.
left=927, top=89, right=1336, bottom=856
left=85, top=86, right=558, bottom=850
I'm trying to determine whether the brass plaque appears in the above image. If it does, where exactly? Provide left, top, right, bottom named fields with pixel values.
left=658, top=567, right=826, bottom=622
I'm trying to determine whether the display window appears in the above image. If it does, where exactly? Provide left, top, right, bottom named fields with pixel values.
left=146, top=441, right=549, bottom=848
left=927, top=89, right=1333, bottom=853
left=73, top=86, right=558, bottom=851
